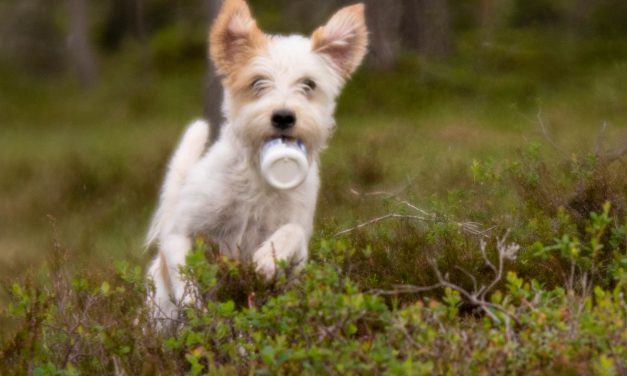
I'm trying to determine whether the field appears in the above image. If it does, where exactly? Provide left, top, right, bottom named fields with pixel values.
left=1, top=28, right=626, bottom=374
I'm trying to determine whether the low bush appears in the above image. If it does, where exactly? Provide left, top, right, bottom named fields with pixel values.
left=2, top=145, right=625, bottom=375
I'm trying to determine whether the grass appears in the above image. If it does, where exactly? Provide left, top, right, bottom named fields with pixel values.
left=1, top=30, right=626, bottom=374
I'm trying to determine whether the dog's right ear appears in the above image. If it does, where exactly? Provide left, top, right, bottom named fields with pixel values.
left=209, top=0, right=266, bottom=78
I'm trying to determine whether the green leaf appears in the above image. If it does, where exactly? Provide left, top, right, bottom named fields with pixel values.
left=100, top=281, right=110, bottom=295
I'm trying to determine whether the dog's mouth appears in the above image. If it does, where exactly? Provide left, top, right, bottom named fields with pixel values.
left=265, top=135, right=299, bottom=143
left=261, top=135, right=308, bottom=157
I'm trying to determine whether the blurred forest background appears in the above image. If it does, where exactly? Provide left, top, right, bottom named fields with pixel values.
left=1, top=0, right=627, bottom=295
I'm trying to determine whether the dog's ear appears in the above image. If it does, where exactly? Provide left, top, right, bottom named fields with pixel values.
left=311, top=3, right=368, bottom=79
left=209, top=0, right=266, bottom=77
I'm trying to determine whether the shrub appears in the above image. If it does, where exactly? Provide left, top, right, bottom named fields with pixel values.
left=1, top=145, right=625, bottom=375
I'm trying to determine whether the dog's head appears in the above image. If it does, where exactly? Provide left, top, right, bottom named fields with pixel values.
left=209, top=0, right=368, bottom=156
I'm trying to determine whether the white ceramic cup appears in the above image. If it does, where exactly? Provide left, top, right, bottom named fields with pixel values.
left=260, top=138, right=309, bottom=190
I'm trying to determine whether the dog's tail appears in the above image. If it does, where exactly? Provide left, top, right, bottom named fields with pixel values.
left=145, top=119, right=210, bottom=248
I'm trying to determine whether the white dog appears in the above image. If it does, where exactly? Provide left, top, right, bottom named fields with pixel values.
left=146, top=0, right=368, bottom=320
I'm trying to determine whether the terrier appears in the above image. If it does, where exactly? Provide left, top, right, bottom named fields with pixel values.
left=145, top=0, right=368, bottom=320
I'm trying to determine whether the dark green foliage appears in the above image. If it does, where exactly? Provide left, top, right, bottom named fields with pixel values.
left=2, top=148, right=626, bottom=374
left=591, top=0, right=627, bottom=36
left=2, top=209, right=626, bottom=374
left=511, top=0, right=562, bottom=27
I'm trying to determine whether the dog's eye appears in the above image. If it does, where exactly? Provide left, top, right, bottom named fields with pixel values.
left=303, top=79, right=317, bottom=93
left=251, top=77, right=270, bottom=95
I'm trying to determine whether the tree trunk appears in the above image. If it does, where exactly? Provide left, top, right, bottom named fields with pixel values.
left=204, top=0, right=224, bottom=144
left=363, top=0, right=402, bottom=71
left=477, top=0, right=514, bottom=41
left=401, top=0, right=420, bottom=51
left=67, top=0, right=97, bottom=88
left=401, top=0, right=453, bottom=61
left=282, top=0, right=338, bottom=33
left=566, top=0, right=594, bottom=33
left=134, top=0, right=147, bottom=43
left=0, top=0, right=66, bottom=74
left=281, top=0, right=402, bottom=70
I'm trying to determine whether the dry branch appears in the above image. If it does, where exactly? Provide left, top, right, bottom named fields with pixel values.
left=368, top=232, right=521, bottom=335
left=335, top=194, right=492, bottom=238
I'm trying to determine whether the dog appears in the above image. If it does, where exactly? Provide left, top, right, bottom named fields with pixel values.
left=145, top=0, right=368, bottom=321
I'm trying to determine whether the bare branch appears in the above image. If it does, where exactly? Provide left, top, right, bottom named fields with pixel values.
left=479, top=239, right=497, bottom=275
left=537, top=107, right=570, bottom=160
left=368, top=283, right=443, bottom=296
left=334, top=213, right=430, bottom=236
left=592, top=120, right=626, bottom=163
left=455, top=265, right=478, bottom=292
left=335, top=195, right=491, bottom=238
left=350, top=176, right=418, bottom=199
left=397, top=199, right=433, bottom=217
left=369, top=232, right=521, bottom=332
left=604, top=140, right=627, bottom=163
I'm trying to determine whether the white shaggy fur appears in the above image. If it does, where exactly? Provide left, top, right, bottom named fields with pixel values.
left=146, top=0, right=368, bottom=322
left=145, top=120, right=209, bottom=248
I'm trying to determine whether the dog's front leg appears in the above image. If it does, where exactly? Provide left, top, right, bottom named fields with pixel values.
left=146, top=232, right=193, bottom=322
left=253, top=223, right=308, bottom=279
left=160, top=233, right=194, bottom=305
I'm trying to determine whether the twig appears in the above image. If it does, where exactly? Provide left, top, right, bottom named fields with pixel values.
left=369, top=233, right=522, bottom=333
left=335, top=195, right=492, bottom=238
left=605, top=140, right=627, bottom=163
left=350, top=175, right=418, bottom=199
left=517, top=106, right=625, bottom=164
left=455, top=265, right=478, bottom=293
left=480, top=242, right=505, bottom=300
left=334, top=213, right=430, bottom=236
left=368, top=283, right=443, bottom=296
left=397, top=200, right=433, bottom=218
left=536, top=107, right=569, bottom=160
left=428, top=258, right=503, bottom=323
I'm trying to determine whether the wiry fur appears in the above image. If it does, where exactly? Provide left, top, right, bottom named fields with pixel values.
left=145, top=120, right=209, bottom=248
left=146, top=0, right=368, bottom=322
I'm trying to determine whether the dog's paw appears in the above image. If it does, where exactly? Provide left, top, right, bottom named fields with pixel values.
left=253, top=224, right=308, bottom=280
left=253, top=243, right=279, bottom=280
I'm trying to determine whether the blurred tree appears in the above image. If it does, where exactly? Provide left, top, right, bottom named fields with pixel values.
left=67, top=0, right=98, bottom=88
left=100, top=0, right=192, bottom=53
left=282, top=0, right=338, bottom=33
left=401, top=0, right=453, bottom=61
left=278, top=0, right=401, bottom=70
left=0, top=0, right=65, bottom=74
left=100, top=0, right=135, bottom=50
left=2, top=0, right=626, bottom=92
left=590, top=0, right=627, bottom=36
left=134, top=0, right=148, bottom=43
left=476, top=0, right=513, bottom=40
left=363, top=0, right=401, bottom=70
left=511, top=0, right=560, bottom=27
left=203, top=0, right=224, bottom=143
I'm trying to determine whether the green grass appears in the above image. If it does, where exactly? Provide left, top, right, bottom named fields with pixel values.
left=1, top=31, right=626, bottom=374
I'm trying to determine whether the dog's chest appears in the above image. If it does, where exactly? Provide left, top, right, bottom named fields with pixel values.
left=209, top=187, right=298, bottom=257
left=189, top=145, right=317, bottom=259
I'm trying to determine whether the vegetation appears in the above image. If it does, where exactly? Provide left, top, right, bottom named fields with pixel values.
left=1, top=0, right=627, bottom=374
left=1, top=198, right=626, bottom=374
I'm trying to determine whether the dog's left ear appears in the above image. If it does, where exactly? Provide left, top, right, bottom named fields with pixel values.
left=210, top=0, right=266, bottom=78
left=311, top=3, right=368, bottom=80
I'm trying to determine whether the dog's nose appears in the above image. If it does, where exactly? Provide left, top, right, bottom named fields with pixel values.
left=271, top=109, right=296, bottom=130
